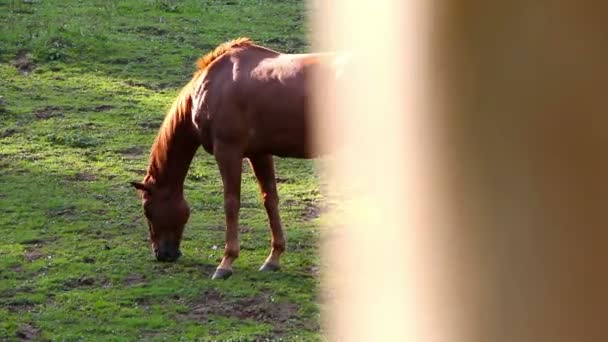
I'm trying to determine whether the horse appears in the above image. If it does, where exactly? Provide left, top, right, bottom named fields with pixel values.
left=130, top=38, right=346, bottom=279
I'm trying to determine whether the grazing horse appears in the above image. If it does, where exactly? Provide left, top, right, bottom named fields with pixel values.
left=130, top=38, right=346, bottom=279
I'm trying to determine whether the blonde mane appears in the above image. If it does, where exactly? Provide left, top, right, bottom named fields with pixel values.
left=146, top=38, right=254, bottom=180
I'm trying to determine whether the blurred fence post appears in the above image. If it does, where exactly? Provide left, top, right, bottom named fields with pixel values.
left=312, top=1, right=608, bottom=341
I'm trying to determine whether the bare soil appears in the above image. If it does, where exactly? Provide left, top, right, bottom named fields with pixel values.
left=184, top=290, right=300, bottom=333
left=13, top=50, right=35, bottom=75
left=34, top=106, right=64, bottom=120
left=16, top=323, right=39, bottom=341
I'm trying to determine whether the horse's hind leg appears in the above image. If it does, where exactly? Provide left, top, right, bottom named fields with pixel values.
left=249, top=155, right=285, bottom=272
left=211, top=143, right=243, bottom=280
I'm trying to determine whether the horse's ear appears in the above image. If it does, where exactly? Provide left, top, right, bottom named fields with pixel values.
left=130, top=181, right=151, bottom=193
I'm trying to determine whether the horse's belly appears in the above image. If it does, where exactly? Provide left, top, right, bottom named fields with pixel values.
left=246, top=133, right=312, bottom=158
left=245, top=113, right=313, bottom=158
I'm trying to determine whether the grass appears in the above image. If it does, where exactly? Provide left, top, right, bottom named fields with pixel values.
left=0, top=0, right=324, bottom=340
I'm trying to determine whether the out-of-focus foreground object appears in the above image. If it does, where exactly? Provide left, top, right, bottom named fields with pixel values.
left=312, top=1, right=608, bottom=341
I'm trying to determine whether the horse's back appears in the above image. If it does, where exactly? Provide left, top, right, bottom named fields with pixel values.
left=196, top=46, right=338, bottom=158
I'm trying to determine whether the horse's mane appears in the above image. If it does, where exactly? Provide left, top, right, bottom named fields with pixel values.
left=196, top=37, right=253, bottom=71
left=146, top=38, right=254, bottom=181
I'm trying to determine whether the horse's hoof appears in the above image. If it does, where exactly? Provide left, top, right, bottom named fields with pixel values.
left=211, top=268, right=233, bottom=280
left=259, top=262, right=281, bottom=272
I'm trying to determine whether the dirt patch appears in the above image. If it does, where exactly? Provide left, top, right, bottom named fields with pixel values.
left=197, top=263, right=217, bottom=276
left=134, top=296, right=152, bottom=306
left=239, top=226, right=253, bottom=234
left=298, top=200, right=329, bottom=221
left=0, top=128, right=17, bottom=138
left=118, top=146, right=145, bottom=158
left=127, top=168, right=147, bottom=176
left=10, top=265, right=24, bottom=273
left=62, top=276, right=109, bottom=290
left=138, top=119, right=162, bottom=130
left=117, top=26, right=168, bottom=36
left=5, top=298, right=36, bottom=313
left=134, top=296, right=153, bottom=313
left=46, top=205, right=77, bottom=217
left=34, top=106, right=64, bottom=120
left=13, top=50, right=35, bottom=75
left=185, top=290, right=299, bottom=331
left=93, top=104, right=114, bottom=112
left=205, top=225, right=225, bottom=232
left=239, top=201, right=259, bottom=209
left=21, top=239, right=45, bottom=245
left=124, top=79, right=161, bottom=91
left=16, top=323, right=39, bottom=341
left=67, top=172, right=97, bottom=182
left=288, top=240, right=315, bottom=252
left=275, top=176, right=293, bottom=184
left=123, top=273, right=146, bottom=286
left=283, top=198, right=329, bottom=220
left=302, top=202, right=322, bottom=220
left=187, top=172, right=210, bottom=182
left=135, top=26, right=169, bottom=36
left=0, top=96, right=7, bottom=113
left=177, top=260, right=217, bottom=276
left=20, top=236, right=56, bottom=245
left=24, top=248, right=45, bottom=262
left=123, top=215, right=143, bottom=230
left=82, top=256, right=96, bottom=264
left=308, top=266, right=321, bottom=278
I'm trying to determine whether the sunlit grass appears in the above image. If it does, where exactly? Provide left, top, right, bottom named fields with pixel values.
left=0, top=0, right=321, bottom=340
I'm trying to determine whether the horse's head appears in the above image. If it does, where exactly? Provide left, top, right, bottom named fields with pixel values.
left=130, top=181, right=190, bottom=262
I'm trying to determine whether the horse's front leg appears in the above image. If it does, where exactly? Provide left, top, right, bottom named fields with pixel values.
left=211, top=143, right=242, bottom=280
left=249, top=155, right=285, bottom=272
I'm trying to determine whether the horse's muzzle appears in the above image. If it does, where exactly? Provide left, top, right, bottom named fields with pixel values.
left=155, top=241, right=182, bottom=262
left=155, top=249, right=182, bottom=262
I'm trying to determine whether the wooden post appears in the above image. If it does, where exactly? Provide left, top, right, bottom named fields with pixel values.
left=313, top=1, right=608, bottom=341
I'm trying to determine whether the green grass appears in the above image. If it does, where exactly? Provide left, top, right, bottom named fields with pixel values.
left=0, top=0, right=323, bottom=340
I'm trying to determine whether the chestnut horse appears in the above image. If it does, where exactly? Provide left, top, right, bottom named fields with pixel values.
left=130, top=38, right=345, bottom=279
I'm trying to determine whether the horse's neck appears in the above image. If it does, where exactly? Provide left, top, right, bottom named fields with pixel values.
left=147, top=117, right=199, bottom=192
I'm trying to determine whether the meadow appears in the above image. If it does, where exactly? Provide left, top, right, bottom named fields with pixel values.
left=0, top=0, right=324, bottom=340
